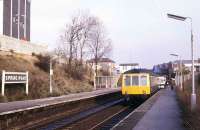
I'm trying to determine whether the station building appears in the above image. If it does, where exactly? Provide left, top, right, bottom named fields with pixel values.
left=87, top=58, right=116, bottom=76
left=0, top=0, right=48, bottom=55
left=3, top=0, right=31, bottom=41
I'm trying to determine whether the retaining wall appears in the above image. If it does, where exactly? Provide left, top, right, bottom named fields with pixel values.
left=0, top=35, right=47, bottom=55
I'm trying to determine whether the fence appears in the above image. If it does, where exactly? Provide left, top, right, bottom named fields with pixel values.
left=175, top=73, right=197, bottom=86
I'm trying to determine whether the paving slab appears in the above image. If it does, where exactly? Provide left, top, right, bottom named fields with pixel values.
left=132, top=88, right=185, bottom=130
left=112, top=88, right=162, bottom=130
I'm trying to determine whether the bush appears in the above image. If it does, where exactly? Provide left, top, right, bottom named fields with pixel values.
left=63, top=63, right=88, bottom=80
left=100, top=69, right=110, bottom=76
left=32, top=52, right=36, bottom=56
left=10, top=49, right=14, bottom=54
left=29, top=73, right=49, bottom=99
left=70, top=65, right=86, bottom=80
left=35, top=54, right=50, bottom=72
left=176, top=74, right=200, bottom=130
left=0, top=53, right=94, bottom=102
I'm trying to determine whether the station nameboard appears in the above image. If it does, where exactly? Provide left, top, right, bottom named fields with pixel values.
left=5, top=74, right=27, bottom=83
left=1, top=70, right=29, bottom=96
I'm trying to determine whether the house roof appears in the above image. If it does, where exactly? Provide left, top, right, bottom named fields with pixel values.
left=119, top=63, right=139, bottom=66
left=174, top=60, right=199, bottom=64
left=87, top=58, right=115, bottom=63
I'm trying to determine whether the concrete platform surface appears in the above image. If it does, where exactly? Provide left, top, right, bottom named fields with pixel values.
left=0, top=88, right=120, bottom=115
left=133, top=88, right=185, bottom=130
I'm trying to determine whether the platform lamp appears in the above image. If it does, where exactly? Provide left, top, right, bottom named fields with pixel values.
left=167, top=13, right=196, bottom=110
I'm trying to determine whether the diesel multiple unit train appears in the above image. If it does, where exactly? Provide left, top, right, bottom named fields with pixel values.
left=121, top=69, right=166, bottom=100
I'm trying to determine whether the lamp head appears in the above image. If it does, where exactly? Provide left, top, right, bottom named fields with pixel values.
left=170, top=54, right=179, bottom=57
left=167, top=14, right=187, bottom=21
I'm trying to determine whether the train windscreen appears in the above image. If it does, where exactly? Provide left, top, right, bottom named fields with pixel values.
left=125, top=76, right=131, bottom=86
left=140, top=76, right=147, bottom=86
left=132, top=76, right=139, bottom=86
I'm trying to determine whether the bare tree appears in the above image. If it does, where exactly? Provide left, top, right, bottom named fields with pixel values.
left=87, top=18, right=113, bottom=76
left=76, top=14, right=97, bottom=64
left=59, top=13, right=84, bottom=71
left=58, top=10, right=112, bottom=78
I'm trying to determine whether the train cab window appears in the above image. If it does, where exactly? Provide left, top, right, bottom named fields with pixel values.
left=125, top=76, right=131, bottom=86
left=140, top=76, right=147, bottom=86
left=132, top=76, right=139, bottom=86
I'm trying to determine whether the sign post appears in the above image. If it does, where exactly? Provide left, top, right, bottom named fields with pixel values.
left=26, top=71, right=29, bottom=95
left=2, top=70, right=5, bottom=96
left=1, top=70, right=29, bottom=96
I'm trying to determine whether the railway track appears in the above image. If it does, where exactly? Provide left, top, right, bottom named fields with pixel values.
left=39, top=100, right=145, bottom=130
left=61, top=92, right=159, bottom=130
left=26, top=98, right=124, bottom=130
left=24, top=90, right=159, bottom=130
left=87, top=104, right=138, bottom=130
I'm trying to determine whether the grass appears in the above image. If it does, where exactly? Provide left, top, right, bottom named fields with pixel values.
left=176, top=74, right=200, bottom=130
left=0, top=52, right=93, bottom=102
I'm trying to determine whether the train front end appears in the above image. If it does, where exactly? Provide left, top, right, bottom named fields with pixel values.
left=122, top=73, right=151, bottom=96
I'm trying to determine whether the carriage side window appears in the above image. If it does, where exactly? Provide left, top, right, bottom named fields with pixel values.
left=125, top=76, right=131, bottom=86
left=132, top=76, right=139, bottom=86
left=140, top=76, right=147, bottom=86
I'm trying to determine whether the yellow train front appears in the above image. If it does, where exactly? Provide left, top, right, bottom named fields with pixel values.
left=121, top=69, right=161, bottom=101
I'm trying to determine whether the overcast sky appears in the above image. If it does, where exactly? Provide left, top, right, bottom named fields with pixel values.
left=0, top=0, right=200, bottom=68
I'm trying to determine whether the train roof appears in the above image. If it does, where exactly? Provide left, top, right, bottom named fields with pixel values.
left=124, top=69, right=159, bottom=76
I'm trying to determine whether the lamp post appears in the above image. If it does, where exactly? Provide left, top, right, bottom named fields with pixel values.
left=49, top=57, right=55, bottom=94
left=49, top=56, right=59, bottom=94
left=170, top=54, right=183, bottom=90
left=167, top=13, right=196, bottom=110
left=50, top=58, right=53, bottom=94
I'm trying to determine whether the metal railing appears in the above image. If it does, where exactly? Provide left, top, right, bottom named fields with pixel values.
left=94, top=75, right=120, bottom=89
